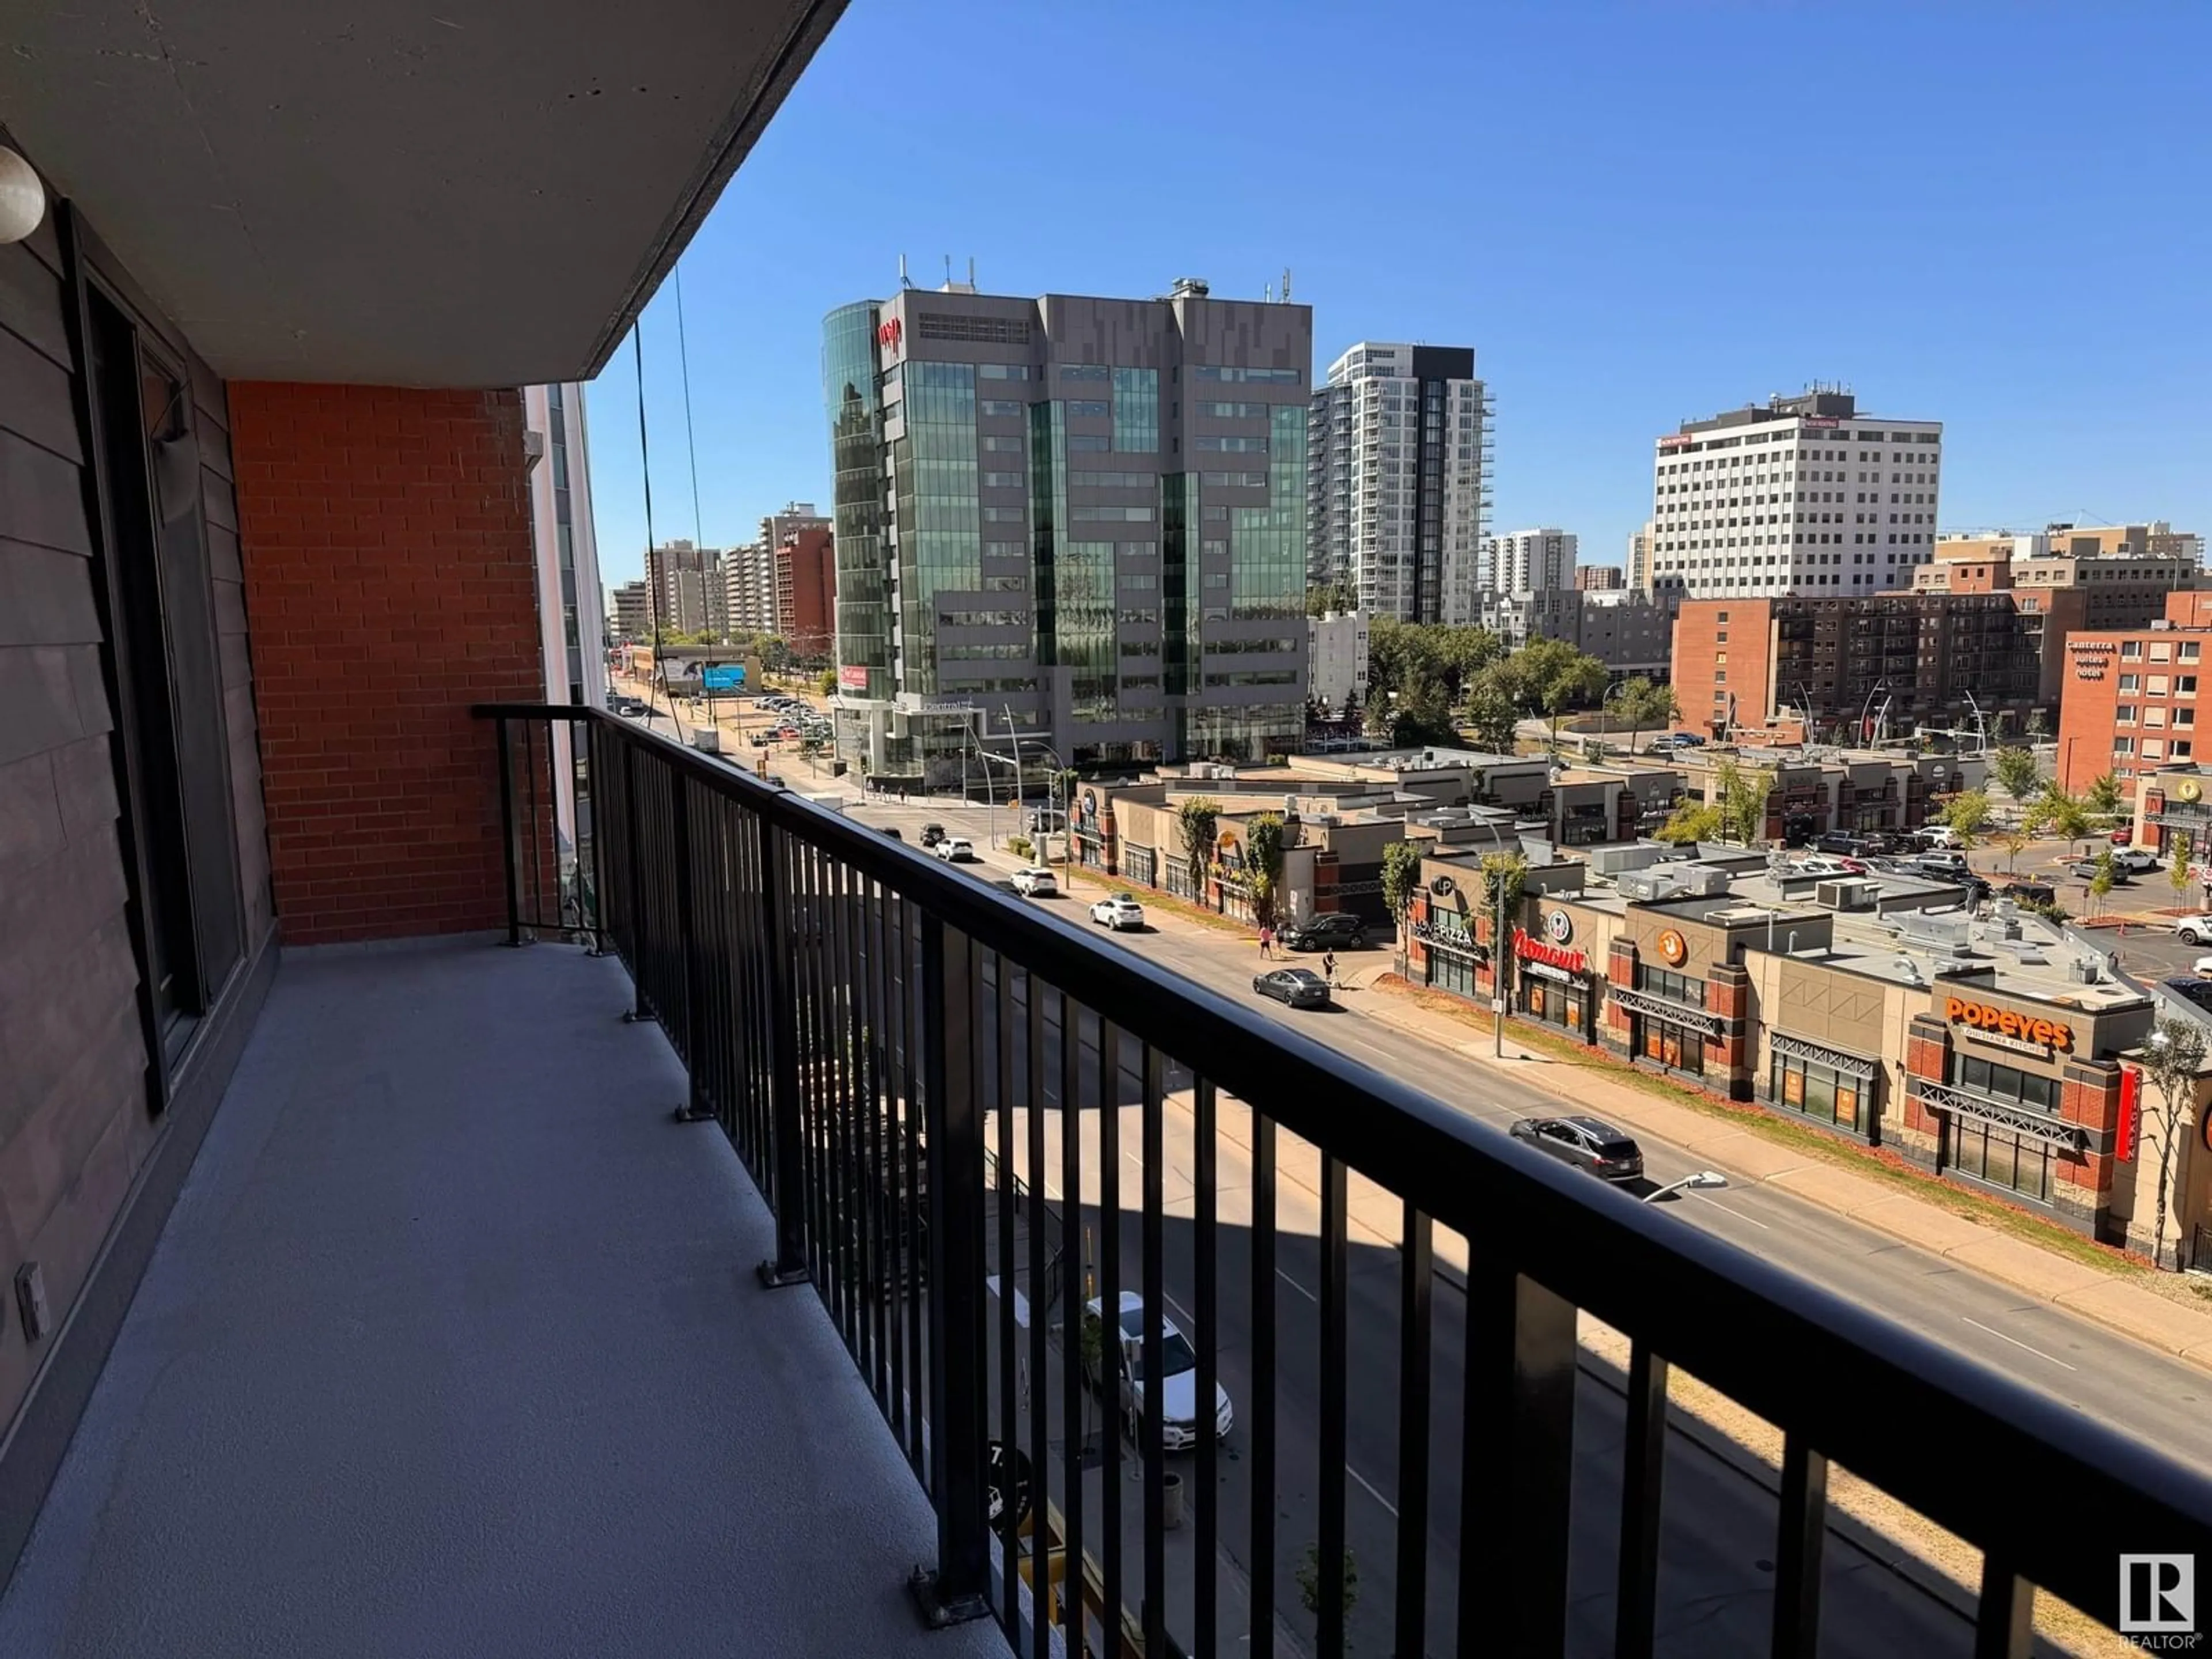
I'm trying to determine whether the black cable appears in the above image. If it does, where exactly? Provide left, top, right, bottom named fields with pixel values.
left=632, top=317, right=687, bottom=741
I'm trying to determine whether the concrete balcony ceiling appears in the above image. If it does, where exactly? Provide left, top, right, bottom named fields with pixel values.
left=0, top=0, right=845, bottom=386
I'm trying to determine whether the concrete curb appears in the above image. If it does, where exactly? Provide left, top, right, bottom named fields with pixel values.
left=1361, top=984, right=2212, bottom=1378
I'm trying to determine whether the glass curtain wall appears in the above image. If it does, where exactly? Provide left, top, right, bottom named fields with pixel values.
left=821, top=303, right=888, bottom=698
left=898, top=362, right=980, bottom=698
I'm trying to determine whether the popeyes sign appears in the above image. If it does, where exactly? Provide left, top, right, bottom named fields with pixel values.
left=1944, top=995, right=2073, bottom=1052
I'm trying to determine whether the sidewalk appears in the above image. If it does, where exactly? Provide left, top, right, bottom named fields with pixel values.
left=1342, top=964, right=2212, bottom=1375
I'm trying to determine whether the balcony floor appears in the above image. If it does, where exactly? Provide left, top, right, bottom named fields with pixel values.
left=0, top=937, right=1011, bottom=1659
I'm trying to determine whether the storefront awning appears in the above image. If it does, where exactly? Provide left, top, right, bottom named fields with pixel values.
left=1907, top=1080, right=2088, bottom=1150
left=1608, top=986, right=1724, bottom=1036
left=1770, top=1031, right=1878, bottom=1081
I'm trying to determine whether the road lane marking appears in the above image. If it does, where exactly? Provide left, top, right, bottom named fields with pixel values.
left=1347, top=1463, right=1399, bottom=1518
left=1961, top=1315, right=2078, bottom=1372
left=1689, top=1195, right=1771, bottom=1230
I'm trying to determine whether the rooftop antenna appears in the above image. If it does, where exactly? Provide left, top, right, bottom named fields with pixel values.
left=968, top=256, right=976, bottom=289
left=898, top=253, right=911, bottom=289
left=1282, top=267, right=1293, bottom=303
left=944, top=253, right=953, bottom=287
left=1263, top=281, right=1272, bottom=302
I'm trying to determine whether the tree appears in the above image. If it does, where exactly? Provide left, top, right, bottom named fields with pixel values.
left=1380, top=839, right=1423, bottom=975
left=1305, top=579, right=1354, bottom=617
left=1385, top=671, right=1457, bottom=747
left=1538, top=650, right=1611, bottom=754
left=1176, top=797, right=1221, bottom=899
left=816, top=667, right=839, bottom=697
left=2025, top=783, right=2093, bottom=852
left=1246, top=812, right=1287, bottom=930
left=2139, top=1018, right=2209, bottom=1268
left=1654, top=798, right=1725, bottom=845
left=2084, top=772, right=2124, bottom=821
left=1461, top=678, right=1520, bottom=754
left=1938, top=789, right=1993, bottom=849
left=1994, top=827, right=2033, bottom=877
left=2173, top=832, right=2195, bottom=903
left=1296, top=1542, right=1359, bottom=1650
left=1714, top=758, right=1774, bottom=846
left=1612, top=677, right=1679, bottom=755
left=2089, top=850, right=2117, bottom=916
left=1992, top=747, right=2040, bottom=806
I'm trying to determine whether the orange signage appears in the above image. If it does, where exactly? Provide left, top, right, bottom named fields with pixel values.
left=1656, top=929, right=1688, bottom=967
left=1944, top=995, right=2073, bottom=1052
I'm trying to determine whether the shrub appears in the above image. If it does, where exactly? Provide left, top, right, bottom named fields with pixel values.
left=1008, top=835, right=1033, bottom=860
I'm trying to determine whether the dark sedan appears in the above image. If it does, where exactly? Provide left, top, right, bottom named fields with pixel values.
left=1252, top=968, right=1332, bottom=1010
left=1508, top=1115, right=1645, bottom=1184
left=1279, top=914, right=1366, bottom=952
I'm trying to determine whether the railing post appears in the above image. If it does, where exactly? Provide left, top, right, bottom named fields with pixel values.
left=671, top=771, right=713, bottom=1124
left=910, top=912, right=991, bottom=1628
left=495, top=716, right=521, bottom=948
left=757, top=822, right=811, bottom=1289
left=619, top=742, right=650, bottom=1024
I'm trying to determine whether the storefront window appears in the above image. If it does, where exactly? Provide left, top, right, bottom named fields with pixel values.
left=1124, top=846, right=1156, bottom=887
left=1947, top=1118, right=2054, bottom=1204
left=1637, top=966, right=1706, bottom=1006
left=1953, top=1054, right=2057, bottom=1112
left=1429, top=949, right=1476, bottom=1000
left=1771, top=1052, right=1862, bottom=1131
left=1640, top=1021, right=1702, bottom=1074
left=1520, top=974, right=1586, bottom=1035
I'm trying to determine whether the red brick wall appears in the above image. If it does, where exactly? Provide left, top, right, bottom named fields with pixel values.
left=1671, top=600, right=1772, bottom=735
left=232, top=385, right=543, bottom=945
left=778, top=528, right=836, bottom=657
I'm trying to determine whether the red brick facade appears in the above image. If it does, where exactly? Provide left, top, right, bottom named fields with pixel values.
left=233, top=385, right=544, bottom=945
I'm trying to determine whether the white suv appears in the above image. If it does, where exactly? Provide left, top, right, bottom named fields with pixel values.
left=1011, top=866, right=1057, bottom=896
left=2175, top=913, right=2212, bottom=945
left=1090, top=893, right=1145, bottom=930
left=934, top=837, right=976, bottom=863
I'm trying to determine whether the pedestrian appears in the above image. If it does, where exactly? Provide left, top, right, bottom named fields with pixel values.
left=1258, top=924, right=1272, bottom=960
left=1322, top=950, right=1338, bottom=988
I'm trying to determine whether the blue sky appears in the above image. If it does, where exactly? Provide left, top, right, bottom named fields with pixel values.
left=586, top=1, right=2212, bottom=589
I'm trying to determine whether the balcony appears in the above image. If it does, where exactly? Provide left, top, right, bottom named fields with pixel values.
left=62, top=702, right=2174, bottom=1659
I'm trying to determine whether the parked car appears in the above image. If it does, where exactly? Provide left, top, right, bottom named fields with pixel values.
left=918, top=823, right=947, bottom=849
left=1909, top=851, right=1971, bottom=878
left=1090, top=893, right=1146, bottom=931
left=1999, top=878, right=2056, bottom=906
left=1509, top=1115, right=1646, bottom=1184
left=2194, top=956, right=2212, bottom=979
left=2173, top=913, right=2212, bottom=945
left=1279, top=913, right=1366, bottom=952
left=1814, top=831, right=1872, bottom=856
left=1252, top=968, right=1331, bottom=1010
left=934, top=836, right=976, bottom=862
left=2164, top=978, right=2212, bottom=1013
left=1914, top=825, right=1964, bottom=850
left=2067, top=858, right=2128, bottom=882
left=1027, top=807, right=1067, bottom=834
left=2112, top=825, right=2134, bottom=846
left=1081, top=1291, right=1232, bottom=1450
left=880, top=825, right=904, bottom=840
left=1649, top=732, right=1707, bottom=749
left=1011, top=865, right=1058, bottom=897
left=2114, top=848, right=2160, bottom=873
left=1789, top=856, right=1865, bottom=879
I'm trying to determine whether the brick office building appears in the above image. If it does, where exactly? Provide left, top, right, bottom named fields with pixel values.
left=777, top=525, right=836, bottom=659
left=2054, top=590, right=2212, bottom=795
left=1671, top=592, right=2045, bottom=741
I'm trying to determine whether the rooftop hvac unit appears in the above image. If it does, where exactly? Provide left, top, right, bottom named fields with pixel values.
left=1815, top=878, right=1880, bottom=910
left=1899, top=913, right=1974, bottom=953
left=1678, top=865, right=1734, bottom=897
left=1618, top=870, right=1679, bottom=903
left=1589, top=844, right=1665, bottom=877
left=2068, top=957, right=2103, bottom=984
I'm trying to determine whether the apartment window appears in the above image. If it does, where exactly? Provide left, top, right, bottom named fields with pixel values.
left=1059, top=364, right=1110, bottom=382
left=982, top=434, right=1025, bottom=452
left=982, top=506, right=1026, bottom=522
left=980, top=400, right=1026, bottom=418
left=979, top=364, right=1031, bottom=381
left=2123, top=641, right=2143, bottom=658
left=2149, top=676, right=2172, bottom=696
left=2153, top=644, right=2174, bottom=663
left=1066, top=400, right=1109, bottom=418
left=2115, top=737, right=2136, bottom=755
left=2180, top=741, right=2198, bottom=759
left=2119, top=673, right=2141, bottom=691
left=982, top=471, right=1024, bottom=488
left=2181, top=676, right=2199, bottom=697
left=2145, top=739, right=2167, bottom=760
left=1066, top=434, right=1111, bottom=453
left=2183, top=642, right=2202, bottom=663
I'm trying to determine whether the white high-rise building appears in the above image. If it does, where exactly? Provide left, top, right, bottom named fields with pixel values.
left=522, top=382, right=605, bottom=707
left=1627, top=520, right=1656, bottom=596
left=1308, top=341, right=1488, bottom=624
left=1491, top=527, right=1578, bottom=595
left=1648, top=390, right=1942, bottom=598
left=724, top=542, right=777, bottom=635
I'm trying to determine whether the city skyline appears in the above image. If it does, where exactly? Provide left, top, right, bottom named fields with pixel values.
left=580, top=1, right=2212, bottom=591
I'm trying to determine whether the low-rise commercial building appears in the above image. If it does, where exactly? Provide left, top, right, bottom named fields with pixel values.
left=1405, top=853, right=2165, bottom=1244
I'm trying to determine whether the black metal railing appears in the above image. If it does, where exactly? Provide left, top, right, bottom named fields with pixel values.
left=478, top=703, right=2212, bottom=1658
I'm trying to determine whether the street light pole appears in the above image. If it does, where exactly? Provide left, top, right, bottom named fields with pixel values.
left=1642, top=1170, right=1729, bottom=1203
